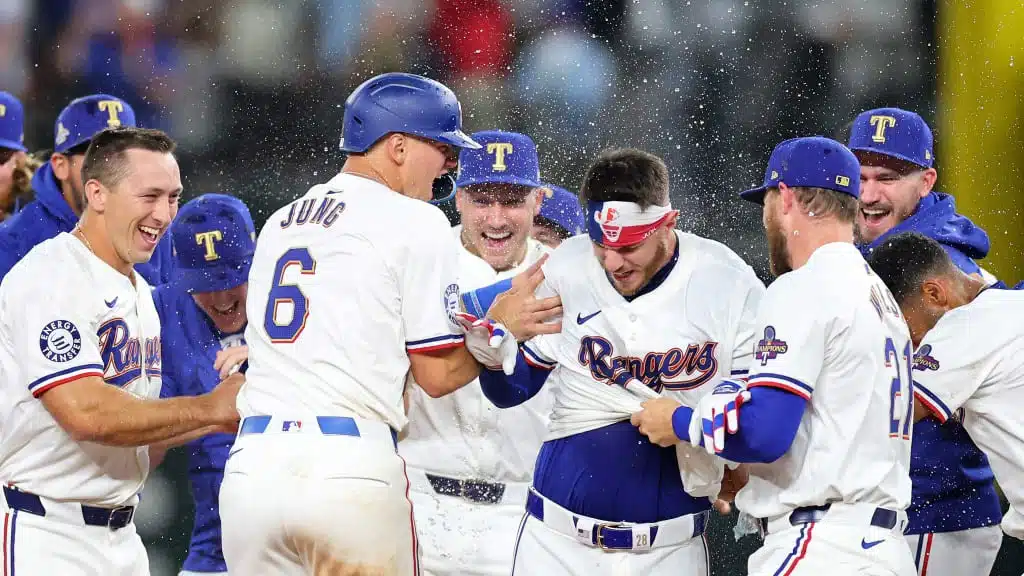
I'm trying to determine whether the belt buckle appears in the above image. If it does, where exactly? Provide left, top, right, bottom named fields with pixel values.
left=595, top=523, right=622, bottom=551
left=108, top=506, right=134, bottom=529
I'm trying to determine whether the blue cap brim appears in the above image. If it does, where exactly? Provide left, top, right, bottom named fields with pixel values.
left=739, top=186, right=768, bottom=205
left=457, top=176, right=541, bottom=189
left=850, top=146, right=929, bottom=168
left=174, top=261, right=252, bottom=294
left=0, top=139, right=27, bottom=153
left=436, top=129, right=482, bottom=149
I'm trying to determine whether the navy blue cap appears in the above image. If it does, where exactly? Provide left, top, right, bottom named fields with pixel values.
left=740, top=136, right=861, bottom=205
left=0, top=92, right=27, bottom=152
left=457, top=131, right=541, bottom=189
left=170, top=194, right=256, bottom=293
left=848, top=108, right=933, bottom=168
left=537, top=184, right=584, bottom=236
left=54, top=95, right=137, bottom=153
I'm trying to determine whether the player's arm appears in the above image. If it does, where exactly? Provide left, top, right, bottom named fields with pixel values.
left=911, top=317, right=986, bottom=425
left=479, top=341, right=556, bottom=408
left=38, top=373, right=242, bottom=447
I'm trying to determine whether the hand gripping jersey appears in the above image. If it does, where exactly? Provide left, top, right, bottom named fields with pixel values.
left=239, top=173, right=465, bottom=430
left=912, top=288, right=1024, bottom=539
left=400, top=228, right=552, bottom=483
left=0, top=233, right=162, bottom=506
left=522, top=231, right=764, bottom=444
left=735, top=243, right=914, bottom=520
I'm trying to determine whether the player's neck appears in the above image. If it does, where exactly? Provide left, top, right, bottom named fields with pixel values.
left=75, top=217, right=135, bottom=280
left=787, top=220, right=854, bottom=270
left=340, top=157, right=400, bottom=194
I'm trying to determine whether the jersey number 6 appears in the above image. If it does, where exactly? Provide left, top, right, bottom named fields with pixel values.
left=885, top=337, right=914, bottom=440
left=263, top=247, right=317, bottom=343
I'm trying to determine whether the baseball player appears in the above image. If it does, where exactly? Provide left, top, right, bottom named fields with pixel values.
left=0, top=91, right=29, bottom=221
left=461, top=147, right=766, bottom=574
left=0, top=127, right=242, bottom=575
left=218, top=73, right=558, bottom=576
left=151, top=193, right=257, bottom=576
left=531, top=183, right=585, bottom=248
left=0, top=94, right=174, bottom=286
left=867, top=232, right=1024, bottom=545
left=847, top=108, right=1003, bottom=574
left=632, top=136, right=917, bottom=575
left=400, top=130, right=553, bottom=576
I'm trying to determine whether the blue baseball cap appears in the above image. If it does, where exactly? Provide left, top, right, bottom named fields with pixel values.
left=537, top=184, right=584, bottom=236
left=847, top=108, right=933, bottom=168
left=740, top=136, right=861, bottom=205
left=457, top=131, right=541, bottom=189
left=54, top=94, right=137, bottom=154
left=0, top=92, right=27, bottom=152
left=170, top=194, right=256, bottom=293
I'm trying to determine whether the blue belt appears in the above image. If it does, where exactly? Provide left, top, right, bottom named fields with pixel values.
left=239, top=415, right=397, bottom=444
left=3, top=486, right=135, bottom=530
left=758, top=504, right=899, bottom=535
left=525, top=490, right=708, bottom=550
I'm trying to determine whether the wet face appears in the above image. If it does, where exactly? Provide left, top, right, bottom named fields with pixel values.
left=763, top=191, right=792, bottom=277
left=193, top=283, right=248, bottom=333
left=98, top=149, right=181, bottom=265
left=52, top=151, right=88, bottom=214
left=592, top=224, right=675, bottom=296
left=0, top=148, right=19, bottom=213
left=399, top=135, right=459, bottom=202
left=856, top=152, right=933, bottom=244
left=531, top=219, right=566, bottom=249
left=457, top=183, right=540, bottom=271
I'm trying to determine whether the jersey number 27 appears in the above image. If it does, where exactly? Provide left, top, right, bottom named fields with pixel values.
left=886, top=337, right=914, bottom=440
left=263, top=248, right=317, bottom=342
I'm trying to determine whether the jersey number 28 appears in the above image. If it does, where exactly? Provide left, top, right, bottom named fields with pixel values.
left=263, top=248, right=317, bottom=342
left=885, top=337, right=914, bottom=440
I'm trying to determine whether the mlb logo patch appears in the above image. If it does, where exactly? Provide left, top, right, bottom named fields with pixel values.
left=282, top=420, right=303, bottom=432
left=755, top=326, right=788, bottom=366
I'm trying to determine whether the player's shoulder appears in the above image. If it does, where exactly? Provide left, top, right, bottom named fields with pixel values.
left=941, top=288, right=1023, bottom=335
left=681, top=231, right=760, bottom=282
left=539, top=234, right=591, bottom=279
left=5, top=233, right=81, bottom=284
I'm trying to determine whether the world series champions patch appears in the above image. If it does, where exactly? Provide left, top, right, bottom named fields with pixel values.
left=39, top=320, right=83, bottom=363
left=913, top=344, right=940, bottom=371
left=755, top=325, right=788, bottom=366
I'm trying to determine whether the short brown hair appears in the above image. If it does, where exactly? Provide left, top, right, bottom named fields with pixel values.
left=791, top=186, right=859, bottom=223
left=82, top=127, right=176, bottom=189
left=579, top=148, right=670, bottom=209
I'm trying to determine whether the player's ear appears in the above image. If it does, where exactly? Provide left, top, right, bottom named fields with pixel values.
left=388, top=133, right=408, bottom=166
left=777, top=183, right=796, bottom=215
left=531, top=188, right=544, bottom=216
left=919, top=168, right=938, bottom=197
left=50, top=153, right=70, bottom=181
left=920, top=277, right=947, bottom=308
left=83, top=178, right=107, bottom=214
left=454, top=186, right=466, bottom=213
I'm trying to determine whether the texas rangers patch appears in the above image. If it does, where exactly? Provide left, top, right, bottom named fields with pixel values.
left=443, top=283, right=461, bottom=326
left=913, top=345, right=940, bottom=371
left=755, top=326, right=788, bottom=366
left=39, top=320, right=83, bottom=363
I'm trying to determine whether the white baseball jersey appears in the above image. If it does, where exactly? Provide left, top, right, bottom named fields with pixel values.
left=522, top=231, right=765, bottom=440
left=400, top=228, right=552, bottom=482
left=911, top=288, right=1024, bottom=539
left=0, top=233, right=162, bottom=507
left=736, top=242, right=914, bottom=520
left=239, top=173, right=465, bottom=432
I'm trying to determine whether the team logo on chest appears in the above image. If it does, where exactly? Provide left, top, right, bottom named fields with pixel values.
left=755, top=326, right=788, bottom=366
left=912, top=344, right=940, bottom=372
left=577, top=336, right=719, bottom=391
left=97, top=318, right=162, bottom=387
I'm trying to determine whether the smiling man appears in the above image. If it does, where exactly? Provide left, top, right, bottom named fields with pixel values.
left=400, top=130, right=553, bottom=576
left=151, top=193, right=255, bottom=576
left=848, top=108, right=1004, bottom=576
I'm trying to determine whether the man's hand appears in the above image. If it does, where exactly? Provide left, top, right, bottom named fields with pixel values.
left=206, top=372, right=244, bottom=434
left=712, top=464, right=750, bottom=515
left=631, top=397, right=683, bottom=447
left=214, top=345, right=249, bottom=379
left=487, top=255, right=562, bottom=341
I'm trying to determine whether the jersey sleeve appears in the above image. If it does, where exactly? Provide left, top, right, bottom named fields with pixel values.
left=401, top=210, right=465, bottom=354
left=745, top=276, right=825, bottom=399
left=911, top=311, right=988, bottom=424
left=8, top=277, right=103, bottom=397
left=729, top=271, right=767, bottom=378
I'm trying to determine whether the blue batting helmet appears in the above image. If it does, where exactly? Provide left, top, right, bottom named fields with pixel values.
left=339, top=72, right=481, bottom=153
